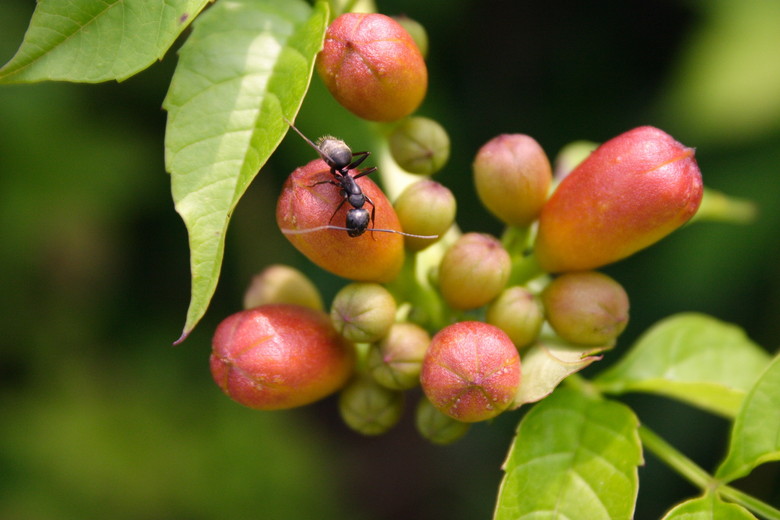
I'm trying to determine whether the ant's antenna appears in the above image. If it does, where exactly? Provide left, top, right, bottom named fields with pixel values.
left=282, top=116, right=322, bottom=153
left=281, top=225, right=438, bottom=240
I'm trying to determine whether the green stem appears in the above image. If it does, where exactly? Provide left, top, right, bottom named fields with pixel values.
left=639, top=424, right=780, bottom=519
left=719, top=485, right=780, bottom=520
left=638, top=425, right=712, bottom=489
left=691, top=187, right=757, bottom=225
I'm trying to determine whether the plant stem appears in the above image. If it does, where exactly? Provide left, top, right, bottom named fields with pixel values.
left=638, top=425, right=711, bottom=489
left=639, top=424, right=780, bottom=519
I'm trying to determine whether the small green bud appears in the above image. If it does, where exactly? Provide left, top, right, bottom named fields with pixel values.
left=367, top=322, right=431, bottom=390
left=552, top=140, right=598, bottom=181
left=394, top=179, right=456, bottom=252
left=388, top=117, right=450, bottom=175
left=392, top=15, right=429, bottom=58
left=243, top=264, right=323, bottom=311
left=473, top=134, right=552, bottom=227
left=339, top=376, right=404, bottom=435
left=486, top=286, right=544, bottom=349
left=439, top=233, right=511, bottom=310
left=331, top=283, right=397, bottom=343
left=541, top=271, right=629, bottom=346
left=415, top=397, right=470, bottom=445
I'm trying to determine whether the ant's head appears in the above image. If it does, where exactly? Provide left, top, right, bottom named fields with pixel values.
left=317, top=136, right=353, bottom=172
left=345, top=208, right=370, bottom=237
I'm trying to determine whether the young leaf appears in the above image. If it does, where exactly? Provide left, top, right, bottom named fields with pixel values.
left=661, top=494, right=756, bottom=520
left=511, top=338, right=606, bottom=408
left=494, top=388, right=642, bottom=520
left=164, top=0, right=329, bottom=343
left=0, top=0, right=210, bottom=83
left=715, top=353, right=780, bottom=483
left=593, top=313, right=769, bottom=417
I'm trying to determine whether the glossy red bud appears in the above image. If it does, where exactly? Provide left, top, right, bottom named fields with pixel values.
left=535, top=126, right=703, bottom=272
left=421, top=321, right=521, bottom=422
left=210, top=304, right=355, bottom=410
left=316, top=13, right=428, bottom=122
left=276, top=159, right=404, bottom=282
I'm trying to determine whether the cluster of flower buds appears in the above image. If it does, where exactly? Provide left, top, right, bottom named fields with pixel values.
left=210, top=12, right=704, bottom=443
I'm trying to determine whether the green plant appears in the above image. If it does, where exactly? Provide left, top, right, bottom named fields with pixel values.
left=2, top=1, right=778, bottom=519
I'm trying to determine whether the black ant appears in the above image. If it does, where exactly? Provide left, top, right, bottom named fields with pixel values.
left=282, top=117, right=436, bottom=240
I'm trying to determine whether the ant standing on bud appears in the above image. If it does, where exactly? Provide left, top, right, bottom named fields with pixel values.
left=281, top=117, right=436, bottom=240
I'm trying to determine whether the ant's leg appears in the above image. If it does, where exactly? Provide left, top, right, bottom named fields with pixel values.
left=328, top=196, right=348, bottom=224
left=364, top=194, right=377, bottom=240
left=352, top=166, right=377, bottom=180
left=346, top=151, right=370, bottom=170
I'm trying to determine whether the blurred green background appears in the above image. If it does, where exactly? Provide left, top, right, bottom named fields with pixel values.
left=2, top=1, right=779, bottom=518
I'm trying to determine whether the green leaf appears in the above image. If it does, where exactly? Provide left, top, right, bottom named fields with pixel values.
left=512, top=338, right=606, bottom=408
left=715, top=353, right=780, bottom=483
left=494, top=389, right=642, bottom=520
left=164, top=0, right=329, bottom=343
left=661, top=494, right=756, bottom=520
left=0, top=0, right=210, bottom=83
left=593, top=313, right=769, bottom=417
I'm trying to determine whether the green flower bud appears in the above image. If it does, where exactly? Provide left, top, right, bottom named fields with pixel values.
left=439, top=233, right=511, bottom=310
left=331, top=283, right=397, bottom=343
left=243, top=264, right=323, bottom=311
left=421, top=321, right=521, bottom=422
left=339, top=376, right=404, bottom=435
left=388, top=117, right=450, bottom=175
left=394, top=179, right=456, bottom=252
left=541, top=271, right=629, bottom=346
left=486, top=286, right=544, bottom=349
left=211, top=305, right=355, bottom=410
left=367, top=322, right=431, bottom=390
left=415, top=397, right=470, bottom=445
left=552, top=140, right=598, bottom=181
left=392, top=15, right=429, bottom=58
left=473, top=134, right=553, bottom=227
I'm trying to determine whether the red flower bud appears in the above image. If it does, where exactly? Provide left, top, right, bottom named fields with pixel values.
left=276, top=159, right=404, bottom=282
left=535, top=126, right=703, bottom=272
left=210, top=304, right=355, bottom=410
left=316, top=13, right=428, bottom=122
left=421, top=322, right=521, bottom=422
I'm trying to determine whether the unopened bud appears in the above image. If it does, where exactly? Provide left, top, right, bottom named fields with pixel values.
left=389, top=117, right=450, bottom=175
left=421, top=321, right=521, bottom=422
left=339, top=376, right=404, bottom=435
left=541, top=271, right=629, bottom=345
left=210, top=305, right=355, bottom=410
left=473, top=134, right=552, bottom=227
left=367, top=322, right=431, bottom=390
left=243, top=264, right=323, bottom=311
left=439, top=233, right=511, bottom=310
left=486, top=286, right=544, bottom=349
left=392, top=15, right=428, bottom=58
left=535, top=126, right=703, bottom=273
left=317, top=13, right=427, bottom=122
left=394, top=179, right=456, bottom=252
left=415, top=397, right=470, bottom=444
left=331, top=283, right=397, bottom=343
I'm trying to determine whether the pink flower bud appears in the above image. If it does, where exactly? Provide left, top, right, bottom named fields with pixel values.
left=421, top=322, right=521, bottom=422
